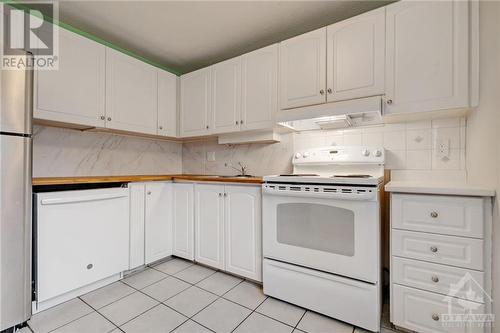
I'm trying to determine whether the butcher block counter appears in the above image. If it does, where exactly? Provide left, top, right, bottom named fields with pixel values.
left=32, top=174, right=264, bottom=186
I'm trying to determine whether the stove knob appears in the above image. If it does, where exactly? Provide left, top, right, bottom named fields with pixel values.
left=374, top=149, right=382, bottom=157
left=362, top=149, right=370, bottom=157
left=303, top=152, right=310, bottom=158
left=294, top=153, right=302, bottom=159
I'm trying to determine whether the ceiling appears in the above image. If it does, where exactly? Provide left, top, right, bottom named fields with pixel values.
left=46, top=1, right=391, bottom=74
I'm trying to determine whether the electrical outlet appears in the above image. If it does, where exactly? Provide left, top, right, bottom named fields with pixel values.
left=436, top=139, right=450, bottom=160
left=207, top=151, right=216, bottom=162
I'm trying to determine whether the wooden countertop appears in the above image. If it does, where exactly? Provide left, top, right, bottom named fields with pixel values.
left=32, top=174, right=263, bottom=186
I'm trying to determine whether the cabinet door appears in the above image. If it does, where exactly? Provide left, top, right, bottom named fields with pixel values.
left=241, top=44, right=278, bottom=131
left=144, top=182, right=173, bottom=264
left=279, top=28, right=327, bottom=110
left=180, top=68, right=211, bottom=137
left=172, top=183, right=194, bottom=260
left=157, top=70, right=178, bottom=137
left=105, top=48, right=158, bottom=135
left=129, top=183, right=146, bottom=269
left=35, top=28, right=105, bottom=127
left=195, top=184, right=225, bottom=269
left=385, top=0, right=469, bottom=114
left=211, top=58, right=242, bottom=134
left=224, top=186, right=262, bottom=281
left=36, top=188, right=129, bottom=303
left=326, top=7, right=385, bottom=102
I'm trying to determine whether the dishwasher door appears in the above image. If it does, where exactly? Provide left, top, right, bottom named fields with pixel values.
left=35, top=188, right=129, bottom=304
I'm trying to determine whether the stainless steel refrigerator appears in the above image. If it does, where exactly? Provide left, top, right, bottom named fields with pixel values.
left=0, top=51, right=33, bottom=331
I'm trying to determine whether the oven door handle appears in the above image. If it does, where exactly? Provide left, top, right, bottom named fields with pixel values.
left=262, top=187, right=377, bottom=201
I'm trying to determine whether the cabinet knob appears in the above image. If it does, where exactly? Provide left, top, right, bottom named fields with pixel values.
left=327, top=88, right=332, bottom=94
left=432, top=314, right=440, bottom=321
left=107, top=117, right=112, bottom=121
left=387, top=99, right=393, bottom=105
left=159, top=126, right=163, bottom=130
left=240, top=120, right=244, bottom=124
left=320, top=89, right=325, bottom=95
left=100, top=115, right=105, bottom=120
left=430, top=211, right=438, bottom=218
left=218, top=193, right=222, bottom=197
left=206, top=125, right=209, bottom=129
left=431, top=275, right=439, bottom=283
left=430, top=246, right=438, bottom=253
left=86, top=264, right=93, bottom=270
left=147, top=191, right=152, bottom=195
left=236, top=121, right=239, bottom=125
left=224, top=193, right=227, bottom=197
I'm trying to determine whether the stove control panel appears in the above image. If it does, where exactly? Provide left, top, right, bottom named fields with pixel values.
left=293, top=146, right=385, bottom=165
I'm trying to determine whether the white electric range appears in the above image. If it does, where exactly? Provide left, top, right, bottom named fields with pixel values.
left=262, top=146, right=385, bottom=332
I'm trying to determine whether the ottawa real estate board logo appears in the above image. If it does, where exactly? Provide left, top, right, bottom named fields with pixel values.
left=1, top=1, right=59, bottom=70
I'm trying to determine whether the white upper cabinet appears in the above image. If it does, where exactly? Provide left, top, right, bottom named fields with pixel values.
left=326, top=7, right=385, bottom=102
left=35, top=28, right=106, bottom=127
left=211, top=57, right=242, bottom=134
left=241, top=44, right=278, bottom=131
left=105, top=48, right=158, bottom=135
left=224, top=186, right=262, bottom=281
left=385, top=0, right=469, bottom=115
left=195, top=184, right=225, bottom=270
left=279, top=28, right=327, bottom=110
left=157, top=71, right=178, bottom=137
left=144, top=182, right=173, bottom=264
left=180, top=67, right=212, bottom=137
left=172, top=183, right=195, bottom=260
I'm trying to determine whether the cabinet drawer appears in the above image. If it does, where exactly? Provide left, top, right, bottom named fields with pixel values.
left=392, top=284, right=485, bottom=333
left=392, top=230, right=483, bottom=270
left=393, top=257, right=485, bottom=302
left=392, top=194, right=484, bottom=238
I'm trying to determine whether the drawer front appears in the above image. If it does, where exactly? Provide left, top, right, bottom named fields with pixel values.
left=392, top=194, right=484, bottom=238
left=392, top=230, right=484, bottom=270
left=393, top=284, right=485, bottom=333
left=393, top=257, right=485, bottom=302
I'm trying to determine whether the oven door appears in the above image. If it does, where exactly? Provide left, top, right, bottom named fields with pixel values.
left=262, top=183, right=380, bottom=283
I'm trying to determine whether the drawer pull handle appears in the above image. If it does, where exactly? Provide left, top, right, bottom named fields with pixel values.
left=430, top=211, right=438, bottom=218
left=431, top=275, right=439, bottom=283
left=432, top=314, right=440, bottom=321
left=430, top=246, right=438, bottom=253
left=87, top=264, right=93, bottom=270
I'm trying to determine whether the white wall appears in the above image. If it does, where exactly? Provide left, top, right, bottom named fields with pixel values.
left=466, top=1, right=500, bottom=331
left=33, top=125, right=182, bottom=177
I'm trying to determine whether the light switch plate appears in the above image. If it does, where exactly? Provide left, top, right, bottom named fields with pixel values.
left=207, top=151, right=216, bottom=162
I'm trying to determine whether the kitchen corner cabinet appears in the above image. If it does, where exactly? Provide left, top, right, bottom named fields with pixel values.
left=129, top=182, right=173, bottom=268
left=212, top=57, right=242, bottom=134
left=241, top=44, right=278, bottom=131
left=105, top=48, right=158, bottom=135
left=326, top=7, right=385, bottom=102
left=157, top=71, right=178, bottom=137
left=172, top=183, right=195, bottom=260
left=279, top=28, right=327, bottom=110
left=34, top=28, right=106, bottom=127
left=384, top=0, right=470, bottom=115
left=36, top=188, right=129, bottom=304
left=195, top=184, right=262, bottom=281
left=180, top=67, right=212, bottom=137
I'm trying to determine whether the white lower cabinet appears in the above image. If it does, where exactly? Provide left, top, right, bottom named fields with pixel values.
left=36, top=188, right=129, bottom=305
left=195, top=184, right=262, bottom=281
left=129, top=182, right=173, bottom=268
left=172, top=183, right=195, bottom=260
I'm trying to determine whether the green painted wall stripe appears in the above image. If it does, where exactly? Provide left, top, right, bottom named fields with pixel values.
left=1, top=0, right=182, bottom=76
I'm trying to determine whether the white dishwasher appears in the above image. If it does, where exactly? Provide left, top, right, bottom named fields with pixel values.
left=34, top=187, right=130, bottom=311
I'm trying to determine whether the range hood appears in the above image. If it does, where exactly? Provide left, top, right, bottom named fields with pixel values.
left=277, top=96, right=383, bottom=131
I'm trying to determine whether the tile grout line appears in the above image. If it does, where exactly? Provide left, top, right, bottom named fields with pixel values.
left=77, top=297, right=120, bottom=331
left=294, top=310, right=307, bottom=332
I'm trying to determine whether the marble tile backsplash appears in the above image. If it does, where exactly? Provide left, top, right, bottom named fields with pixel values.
left=33, top=125, right=182, bottom=177
left=182, top=117, right=466, bottom=176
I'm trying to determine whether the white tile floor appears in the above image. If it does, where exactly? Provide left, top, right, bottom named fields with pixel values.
left=26, top=258, right=404, bottom=333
